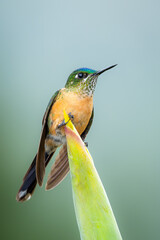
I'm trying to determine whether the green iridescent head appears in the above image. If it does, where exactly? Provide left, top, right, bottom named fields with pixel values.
left=65, top=65, right=117, bottom=96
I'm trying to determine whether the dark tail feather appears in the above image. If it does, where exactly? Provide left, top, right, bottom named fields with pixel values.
left=16, top=152, right=54, bottom=202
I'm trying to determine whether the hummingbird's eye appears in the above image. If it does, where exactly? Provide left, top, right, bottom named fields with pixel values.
left=78, top=72, right=84, bottom=78
left=77, top=72, right=88, bottom=79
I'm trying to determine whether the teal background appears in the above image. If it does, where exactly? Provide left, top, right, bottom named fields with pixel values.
left=0, top=0, right=160, bottom=239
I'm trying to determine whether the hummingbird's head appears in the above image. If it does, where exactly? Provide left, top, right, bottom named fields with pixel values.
left=65, top=65, right=117, bottom=96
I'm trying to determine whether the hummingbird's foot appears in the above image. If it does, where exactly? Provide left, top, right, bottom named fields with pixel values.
left=58, top=113, right=74, bottom=128
left=84, top=141, right=88, bottom=147
left=58, top=120, right=66, bottom=128
left=68, top=112, right=74, bottom=120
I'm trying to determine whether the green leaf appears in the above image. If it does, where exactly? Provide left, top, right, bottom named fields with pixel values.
left=64, top=111, right=123, bottom=240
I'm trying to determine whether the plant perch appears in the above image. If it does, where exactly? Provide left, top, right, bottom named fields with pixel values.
left=64, top=110, right=122, bottom=240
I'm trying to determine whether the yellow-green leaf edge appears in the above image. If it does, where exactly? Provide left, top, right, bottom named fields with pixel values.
left=64, top=110, right=122, bottom=240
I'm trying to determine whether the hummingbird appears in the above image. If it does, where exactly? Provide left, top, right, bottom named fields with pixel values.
left=16, top=64, right=117, bottom=202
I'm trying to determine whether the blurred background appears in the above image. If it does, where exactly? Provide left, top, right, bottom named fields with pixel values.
left=0, top=0, right=160, bottom=239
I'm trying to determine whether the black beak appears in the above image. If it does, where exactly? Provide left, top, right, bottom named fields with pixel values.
left=93, top=64, right=117, bottom=76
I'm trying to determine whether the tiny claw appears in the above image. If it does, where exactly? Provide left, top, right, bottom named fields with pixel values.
left=58, top=120, right=66, bottom=128
left=68, top=112, right=74, bottom=120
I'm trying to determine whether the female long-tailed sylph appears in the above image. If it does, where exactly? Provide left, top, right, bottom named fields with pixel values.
left=16, top=64, right=117, bottom=202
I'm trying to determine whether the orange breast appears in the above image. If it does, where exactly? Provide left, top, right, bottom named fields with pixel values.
left=48, top=89, right=93, bottom=136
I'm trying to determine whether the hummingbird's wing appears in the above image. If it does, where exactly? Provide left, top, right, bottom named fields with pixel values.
left=36, top=90, right=60, bottom=186
left=81, top=108, right=94, bottom=140
left=45, top=108, right=94, bottom=190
